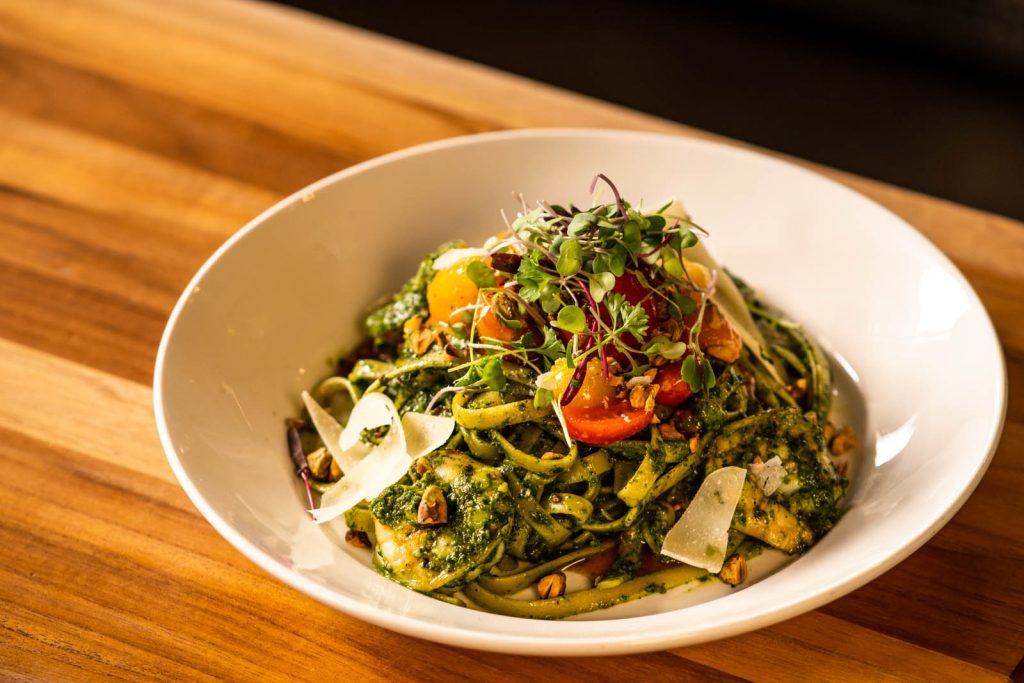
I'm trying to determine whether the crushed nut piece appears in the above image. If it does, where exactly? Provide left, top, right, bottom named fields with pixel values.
left=410, top=328, right=434, bottom=356
left=651, top=354, right=668, bottom=367
left=788, top=378, right=808, bottom=401
left=688, top=435, right=701, bottom=453
left=345, top=530, right=370, bottom=548
left=665, top=317, right=685, bottom=342
left=305, top=447, right=332, bottom=480
left=823, top=421, right=836, bottom=443
left=541, top=451, right=564, bottom=461
left=492, top=291, right=518, bottom=321
left=628, top=384, right=646, bottom=409
left=659, top=423, right=685, bottom=441
left=537, top=571, right=567, bottom=599
left=329, top=457, right=342, bottom=482
left=644, top=385, right=660, bottom=412
left=702, top=306, right=741, bottom=363
left=403, top=315, right=423, bottom=336
left=417, top=485, right=448, bottom=525
left=643, top=368, right=658, bottom=380
left=414, top=457, right=433, bottom=475
left=830, top=426, right=857, bottom=455
left=444, top=342, right=466, bottom=360
left=719, top=553, right=747, bottom=586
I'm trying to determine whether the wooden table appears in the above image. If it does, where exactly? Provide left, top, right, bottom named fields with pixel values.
left=1, top=1, right=1021, bottom=680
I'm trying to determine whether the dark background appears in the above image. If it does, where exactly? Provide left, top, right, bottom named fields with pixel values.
left=277, top=1, right=1024, bottom=221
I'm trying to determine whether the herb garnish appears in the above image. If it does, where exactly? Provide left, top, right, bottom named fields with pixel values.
left=446, top=175, right=718, bottom=396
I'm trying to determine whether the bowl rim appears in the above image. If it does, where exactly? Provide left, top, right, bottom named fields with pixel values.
left=153, top=127, right=1007, bottom=655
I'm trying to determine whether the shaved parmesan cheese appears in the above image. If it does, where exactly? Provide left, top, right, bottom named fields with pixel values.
left=657, top=200, right=784, bottom=385
left=401, top=412, right=456, bottom=458
left=340, top=392, right=400, bottom=450
left=537, top=367, right=573, bottom=448
left=311, top=417, right=409, bottom=524
left=749, top=456, right=786, bottom=496
left=661, top=466, right=747, bottom=573
left=307, top=390, right=456, bottom=523
left=302, top=391, right=370, bottom=474
left=431, top=248, right=488, bottom=271
left=625, top=375, right=653, bottom=388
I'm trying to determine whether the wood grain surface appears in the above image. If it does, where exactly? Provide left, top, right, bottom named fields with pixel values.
left=0, top=1, right=1021, bottom=680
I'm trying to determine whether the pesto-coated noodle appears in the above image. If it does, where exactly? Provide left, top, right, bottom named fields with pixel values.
left=288, top=180, right=854, bottom=618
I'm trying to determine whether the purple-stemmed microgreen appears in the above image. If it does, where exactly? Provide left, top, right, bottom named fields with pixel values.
left=286, top=425, right=317, bottom=513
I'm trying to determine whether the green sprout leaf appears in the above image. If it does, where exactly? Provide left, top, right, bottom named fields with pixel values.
left=479, top=356, right=507, bottom=392
left=557, top=239, right=583, bottom=277
left=534, top=387, right=554, bottom=408
left=555, top=305, right=587, bottom=333
left=681, top=354, right=716, bottom=392
left=466, top=260, right=496, bottom=288
left=608, top=245, right=628, bottom=276
left=587, top=271, right=616, bottom=303
left=644, top=335, right=688, bottom=360
left=663, top=252, right=685, bottom=280
left=623, top=220, right=642, bottom=253
left=516, top=253, right=549, bottom=302
left=672, top=294, right=697, bottom=316
left=536, top=327, right=567, bottom=364
left=567, top=212, right=598, bottom=236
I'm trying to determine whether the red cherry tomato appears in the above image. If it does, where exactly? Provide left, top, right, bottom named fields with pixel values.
left=654, top=362, right=693, bottom=407
left=562, top=401, right=654, bottom=445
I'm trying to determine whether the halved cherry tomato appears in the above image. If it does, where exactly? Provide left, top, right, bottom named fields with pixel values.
left=548, top=358, right=617, bottom=409
left=563, top=402, right=654, bottom=445
left=426, top=259, right=478, bottom=325
left=475, top=295, right=520, bottom=342
left=654, top=361, right=693, bottom=407
left=426, top=258, right=521, bottom=340
left=546, top=358, right=653, bottom=445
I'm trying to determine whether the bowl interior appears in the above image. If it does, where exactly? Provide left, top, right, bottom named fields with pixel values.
left=155, top=130, right=1004, bottom=654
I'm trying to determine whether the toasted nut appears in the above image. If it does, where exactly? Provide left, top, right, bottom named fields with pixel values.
left=305, top=447, right=332, bottom=480
left=651, top=354, right=668, bottom=367
left=788, top=378, right=808, bottom=401
left=537, top=571, right=567, bottom=599
left=688, top=435, right=701, bottom=453
left=345, top=530, right=371, bottom=548
left=644, top=385, right=660, bottom=412
left=702, top=306, right=741, bottom=363
left=830, top=426, right=857, bottom=455
left=403, top=315, right=424, bottom=336
left=719, top=553, right=747, bottom=586
left=665, top=317, right=685, bottom=342
left=493, top=291, right=518, bottom=321
left=329, top=457, right=342, bottom=482
left=444, top=342, right=466, bottom=360
left=417, top=485, right=448, bottom=525
left=643, top=368, right=658, bottom=380
left=540, top=451, right=564, bottom=461
left=414, top=457, right=433, bottom=475
left=659, top=423, right=685, bottom=441
left=410, top=328, right=434, bottom=356
left=823, top=421, right=836, bottom=443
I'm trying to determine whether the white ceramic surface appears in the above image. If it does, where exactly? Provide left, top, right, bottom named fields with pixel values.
left=154, top=129, right=1006, bottom=655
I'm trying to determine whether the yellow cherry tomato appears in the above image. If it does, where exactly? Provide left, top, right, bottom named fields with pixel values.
left=427, top=259, right=480, bottom=326
left=548, top=358, right=618, bottom=409
left=426, top=258, right=521, bottom=341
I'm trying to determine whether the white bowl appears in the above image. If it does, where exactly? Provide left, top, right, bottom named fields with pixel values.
left=154, top=129, right=1006, bottom=655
